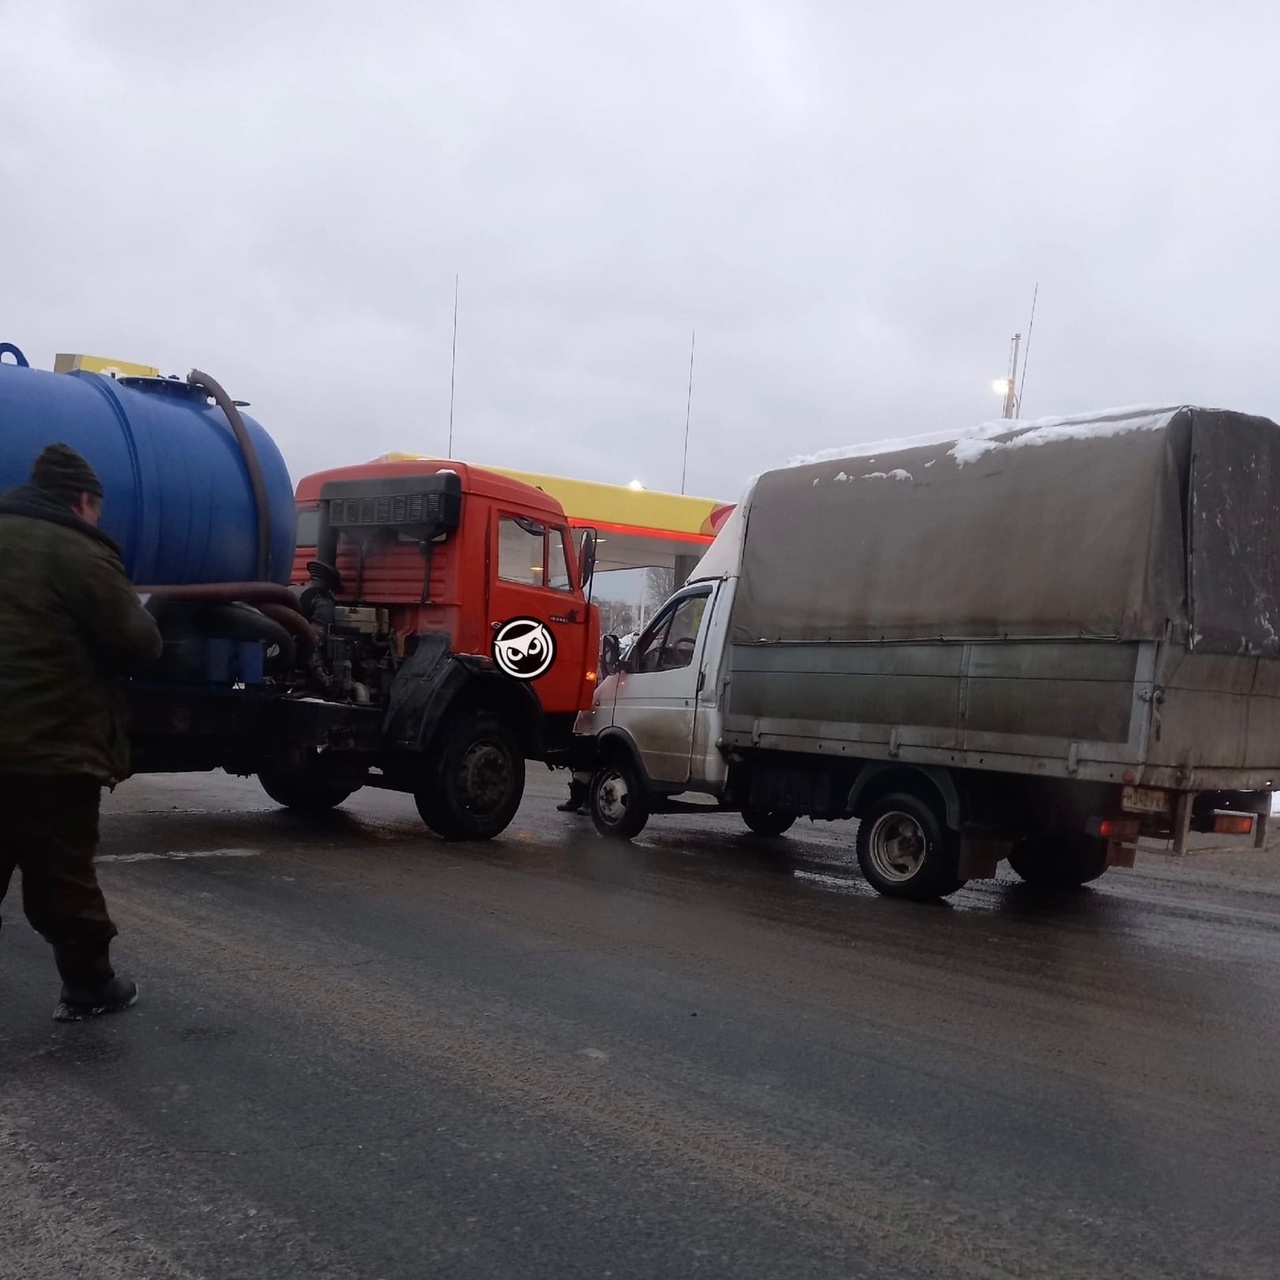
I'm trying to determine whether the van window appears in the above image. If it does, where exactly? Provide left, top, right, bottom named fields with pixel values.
left=633, top=592, right=709, bottom=673
left=498, top=516, right=546, bottom=586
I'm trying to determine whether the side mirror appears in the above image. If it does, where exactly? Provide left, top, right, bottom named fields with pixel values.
left=600, top=633, right=622, bottom=675
left=578, top=529, right=597, bottom=594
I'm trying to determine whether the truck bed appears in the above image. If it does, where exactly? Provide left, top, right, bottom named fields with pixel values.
left=722, top=637, right=1280, bottom=792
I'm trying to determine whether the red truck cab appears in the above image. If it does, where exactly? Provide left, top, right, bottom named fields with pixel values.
left=289, top=460, right=599, bottom=836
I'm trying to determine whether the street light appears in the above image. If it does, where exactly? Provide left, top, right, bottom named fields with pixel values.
left=992, top=333, right=1022, bottom=419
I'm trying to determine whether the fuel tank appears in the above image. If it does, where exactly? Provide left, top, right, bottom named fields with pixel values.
left=0, top=354, right=295, bottom=585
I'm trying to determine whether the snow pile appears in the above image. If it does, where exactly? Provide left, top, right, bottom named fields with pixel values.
left=949, top=408, right=1179, bottom=466
left=787, top=406, right=1185, bottom=472
left=819, top=467, right=913, bottom=485
left=790, top=426, right=983, bottom=469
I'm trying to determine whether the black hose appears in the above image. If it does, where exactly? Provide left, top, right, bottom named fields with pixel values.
left=221, top=605, right=297, bottom=671
left=188, top=368, right=272, bottom=582
left=256, top=601, right=317, bottom=655
left=145, top=601, right=296, bottom=675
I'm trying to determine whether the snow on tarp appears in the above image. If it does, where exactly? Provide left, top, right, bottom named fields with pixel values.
left=732, top=406, right=1280, bottom=656
left=947, top=407, right=1177, bottom=467
left=787, top=405, right=1183, bottom=471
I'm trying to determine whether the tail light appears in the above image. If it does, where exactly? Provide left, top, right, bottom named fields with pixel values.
left=1097, top=818, right=1140, bottom=842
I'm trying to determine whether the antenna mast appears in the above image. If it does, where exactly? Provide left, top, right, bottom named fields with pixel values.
left=1016, top=282, right=1039, bottom=418
left=447, top=274, right=459, bottom=458
left=680, top=329, right=696, bottom=494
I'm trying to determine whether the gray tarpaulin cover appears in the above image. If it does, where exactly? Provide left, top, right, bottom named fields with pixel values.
left=731, top=407, right=1280, bottom=656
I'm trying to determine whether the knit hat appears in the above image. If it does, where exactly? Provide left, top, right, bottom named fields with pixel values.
left=30, top=443, right=104, bottom=504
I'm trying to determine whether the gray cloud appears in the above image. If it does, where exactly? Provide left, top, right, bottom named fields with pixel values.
left=4, top=0, right=1279, bottom=502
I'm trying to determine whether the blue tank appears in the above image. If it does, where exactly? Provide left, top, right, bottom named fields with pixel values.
left=0, top=356, right=296, bottom=585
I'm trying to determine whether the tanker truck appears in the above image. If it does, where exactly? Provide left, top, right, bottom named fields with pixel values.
left=0, top=345, right=599, bottom=840
left=577, top=406, right=1280, bottom=898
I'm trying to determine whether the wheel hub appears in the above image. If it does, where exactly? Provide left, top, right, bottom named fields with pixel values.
left=867, top=811, right=928, bottom=882
left=459, top=741, right=512, bottom=816
left=596, top=771, right=630, bottom=824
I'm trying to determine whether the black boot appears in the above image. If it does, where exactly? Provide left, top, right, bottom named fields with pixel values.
left=54, top=974, right=139, bottom=1022
left=558, top=780, right=590, bottom=813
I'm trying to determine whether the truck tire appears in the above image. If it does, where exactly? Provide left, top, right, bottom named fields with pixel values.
left=742, top=809, right=795, bottom=837
left=855, top=791, right=962, bottom=900
left=258, top=757, right=360, bottom=812
left=1008, top=834, right=1109, bottom=888
left=415, top=710, right=525, bottom=841
left=590, top=753, right=650, bottom=840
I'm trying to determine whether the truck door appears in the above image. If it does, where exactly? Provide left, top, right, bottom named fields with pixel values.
left=488, top=512, right=588, bottom=714
left=613, top=585, right=713, bottom=785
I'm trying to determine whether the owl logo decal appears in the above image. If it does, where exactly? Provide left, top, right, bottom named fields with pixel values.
left=492, top=617, right=557, bottom=680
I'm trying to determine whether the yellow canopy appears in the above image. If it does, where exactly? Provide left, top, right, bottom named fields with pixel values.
left=377, top=454, right=731, bottom=574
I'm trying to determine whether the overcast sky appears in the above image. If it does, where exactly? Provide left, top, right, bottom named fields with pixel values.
left=4, top=0, right=1279, bottom=502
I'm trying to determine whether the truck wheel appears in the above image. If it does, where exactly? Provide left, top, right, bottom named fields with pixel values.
left=1008, top=834, right=1109, bottom=888
left=855, top=791, right=962, bottom=900
left=258, top=757, right=360, bottom=812
left=415, top=711, right=525, bottom=841
left=590, top=754, right=650, bottom=840
left=742, top=809, right=795, bottom=837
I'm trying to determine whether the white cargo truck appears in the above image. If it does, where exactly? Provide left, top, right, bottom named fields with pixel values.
left=575, top=406, right=1280, bottom=899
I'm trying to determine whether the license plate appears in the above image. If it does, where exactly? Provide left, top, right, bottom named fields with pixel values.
left=1121, top=785, right=1170, bottom=815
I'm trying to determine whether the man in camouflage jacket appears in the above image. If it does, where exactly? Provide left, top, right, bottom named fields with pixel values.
left=0, top=443, right=162, bottom=1021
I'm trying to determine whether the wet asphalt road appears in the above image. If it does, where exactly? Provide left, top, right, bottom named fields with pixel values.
left=2, top=772, right=1279, bottom=1280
